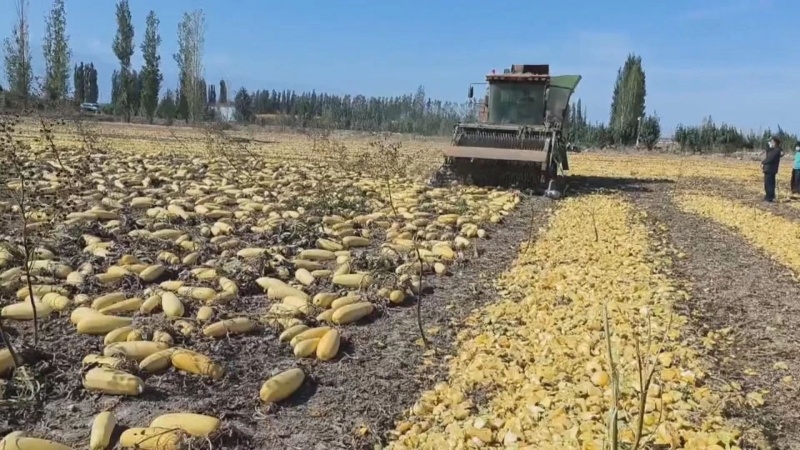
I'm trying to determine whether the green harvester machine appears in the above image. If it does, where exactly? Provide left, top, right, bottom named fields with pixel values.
left=431, top=64, right=582, bottom=198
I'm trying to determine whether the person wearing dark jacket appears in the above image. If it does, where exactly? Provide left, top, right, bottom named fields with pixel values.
left=762, top=136, right=784, bottom=202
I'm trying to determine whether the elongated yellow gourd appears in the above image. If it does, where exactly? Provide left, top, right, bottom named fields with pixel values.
left=103, top=325, right=135, bottom=345
left=99, top=297, right=143, bottom=314
left=202, top=317, right=255, bottom=337
left=289, top=326, right=332, bottom=347
left=330, top=295, right=360, bottom=310
left=316, top=309, right=335, bottom=322
left=118, top=427, right=183, bottom=449
left=332, top=273, right=373, bottom=289
left=236, top=247, right=268, bottom=258
left=259, top=367, right=305, bottom=403
left=312, top=292, right=337, bottom=308
left=91, top=291, right=125, bottom=310
left=218, top=277, right=238, bottom=294
left=150, top=412, right=221, bottom=437
left=293, top=338, right=319, bottom=357
left=90, top=411, right=116, bottom=450
left=311, top=269, right=332, bottom=279
left=171, top=349, right=225, bottom=380
left=331, top=302, right=374, bottom=325
left=41, top=293, right=69, bottom=311
left=316, top=329, right=340, bottom=361
left=82, top=354, right=125, bottom=369
left=432, top=243, right=456, bottom=260
left=196, top=306, right=213, bottom=322
left=389, top=290, right=405, bottom=304
left=292, top=259, right=323, bottom=271
left=0, top=436, right=72, bottom=450
left=71, top=306, right=104, bottom=324
left=66, top=271, right=85, bottom=286
left=152, top=330, right=173, bottom=345
left=83, top=367, right=144, bottom=396
left=297, top=249, right=336, bottom=261
left=140, top=293, right=162, bottom=314
left=1, top=301, right=53, bottom=320
left=161, top=292, right=184, bottom=317
left=139, top=348, right=176, bottom=373
left=139, top=264, right=165, bottom=282
left=294, top=268, right=315, bottom=286
left=264, top=283, right=308, bottom=301
left=316, top=238, right=343, bottom=251
left=160, top=280, right=184, bottom=291
left=279, top=324, right=309, bottom=343
left=182, top=252, right=199, bottom=265
left=77, top=316, right=133, bottom=335
left=177, top=286, right=216, bottom=301
left=16, top=284, right=64, bottom=300
left=342, top=236, right=370, bottom=248
left=104, top=341, right=169, bottom=361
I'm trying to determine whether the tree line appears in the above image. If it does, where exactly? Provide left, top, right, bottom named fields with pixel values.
left=565, top=53, right=797, bottom=153
left=2, top=0, right=795, bottom=149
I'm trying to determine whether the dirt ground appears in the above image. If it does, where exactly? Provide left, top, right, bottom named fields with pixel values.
left=0, top=193, right=554, bottom=449
left=6, top=161, right=800, bottom=449
left=630, top=183, right=800, bottom=450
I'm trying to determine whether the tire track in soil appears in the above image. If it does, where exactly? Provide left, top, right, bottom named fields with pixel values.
left=629, top=185, right=800, bottom=450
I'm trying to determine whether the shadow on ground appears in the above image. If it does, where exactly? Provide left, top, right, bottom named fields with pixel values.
left=566, top=175, right=674, bottom=196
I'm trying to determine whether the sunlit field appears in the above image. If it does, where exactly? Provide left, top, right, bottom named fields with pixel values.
left=1, top=120, right=798, bottom=449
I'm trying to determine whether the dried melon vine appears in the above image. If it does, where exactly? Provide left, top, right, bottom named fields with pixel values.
left=389, top=194, right=744, bottom=450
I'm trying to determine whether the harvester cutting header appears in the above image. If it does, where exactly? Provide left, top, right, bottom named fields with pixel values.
left=432, top=64, right=581, bottom=197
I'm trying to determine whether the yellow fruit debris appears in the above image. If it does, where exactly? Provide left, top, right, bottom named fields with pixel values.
left=387, top=195, right=743, bottom=450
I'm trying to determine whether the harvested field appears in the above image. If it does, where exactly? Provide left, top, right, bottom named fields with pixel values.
left=1, top=120, right=799, bottom=449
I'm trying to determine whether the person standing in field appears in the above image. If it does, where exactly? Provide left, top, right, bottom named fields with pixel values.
left=762, top=136, right=784, bottom=202
left=792, top=142, right=800, bottom=195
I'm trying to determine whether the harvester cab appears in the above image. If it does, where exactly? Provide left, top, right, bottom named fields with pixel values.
left=432, top=64, right=582, bottom=197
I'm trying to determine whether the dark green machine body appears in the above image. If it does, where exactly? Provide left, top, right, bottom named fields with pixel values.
left=433, top=64, right=581, bottom=193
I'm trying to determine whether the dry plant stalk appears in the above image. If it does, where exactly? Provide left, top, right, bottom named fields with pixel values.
left=590, top=203, right=600, bottom=242
left=351, top=132, right=430, bottom=348
left=630, top=311, right=672, bottom=450
left=604, top=301, right=674, bottom=450
left=200, top=122, right=264, bottom=183
left=1, top=114, right=40, bottom=346
left=603, top=304, right=619, bottom=450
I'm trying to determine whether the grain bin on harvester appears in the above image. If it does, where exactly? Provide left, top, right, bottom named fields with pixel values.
left=431, top=64, right=582, bottom=198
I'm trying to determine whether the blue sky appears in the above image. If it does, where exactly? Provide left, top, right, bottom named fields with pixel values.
left=2, top=0, right=798, bottom=134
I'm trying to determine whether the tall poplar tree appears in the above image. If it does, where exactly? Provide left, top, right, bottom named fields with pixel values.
left=73, top=62, right=85, bottom=103
left=3, top=0, right=33, bottom=101
left=140, top=10, right=162, bottom=123
left=219, top=79, right=227, bottom=104
left=609, top=53, right=646, bottom=146
left=112, top=0, right=134, bottom=121
left=174, top=10, right=205, bottom=123
left=86, top=63, right=98, bottom=103
left=43, top=0, right=71, bottom=101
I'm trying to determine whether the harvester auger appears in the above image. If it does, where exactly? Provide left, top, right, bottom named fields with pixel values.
left=431, top=64, right=582, bottom=198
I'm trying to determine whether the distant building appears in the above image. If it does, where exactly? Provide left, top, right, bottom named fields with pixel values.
left=211, top=104, right=236, bottom=122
